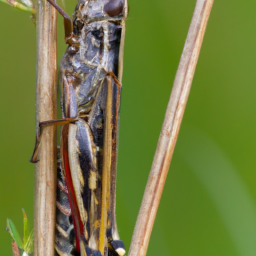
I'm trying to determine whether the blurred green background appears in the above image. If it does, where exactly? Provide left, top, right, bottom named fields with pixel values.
left=1, top=0, right=256, bottom=255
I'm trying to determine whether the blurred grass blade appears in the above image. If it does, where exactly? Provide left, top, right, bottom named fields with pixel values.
left=178, top=126, right=256, bottom=256
left=23, top=229, right=34, bottom=253
left=22, top=209, right=28, bottom=246
left=6, top=219, right=23, bottom=249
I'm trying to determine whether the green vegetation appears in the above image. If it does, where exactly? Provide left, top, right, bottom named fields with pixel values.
left=7, top=210, right=33, bottom=256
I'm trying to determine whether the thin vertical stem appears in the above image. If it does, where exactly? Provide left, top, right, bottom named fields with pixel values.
left=128, top=1, right=214, bottom=256
left=34, top=0, right=57, bottom=255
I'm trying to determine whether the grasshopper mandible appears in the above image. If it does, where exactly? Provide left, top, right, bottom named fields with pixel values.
left=31, top=0, right=128, bottom=255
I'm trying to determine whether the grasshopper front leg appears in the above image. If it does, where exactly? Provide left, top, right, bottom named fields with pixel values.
left=46, top=0, right=79, bottom=46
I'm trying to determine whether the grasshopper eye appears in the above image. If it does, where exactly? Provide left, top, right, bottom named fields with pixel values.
left=104, top=0, right=124, bottom=17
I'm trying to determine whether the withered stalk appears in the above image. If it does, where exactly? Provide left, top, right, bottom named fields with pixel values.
left=33, top=1, right=57, bottom=255
left=128, top=1, right=214, bottom=256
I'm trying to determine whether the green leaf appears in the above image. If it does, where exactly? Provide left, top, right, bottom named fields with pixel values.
left=6, top=219, right=23, bottom=249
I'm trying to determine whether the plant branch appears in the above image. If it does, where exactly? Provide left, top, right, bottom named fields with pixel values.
left=127, top=1, right=214, bottom=256
left=0, top=0, right=36, bottom=13
left=33, top=0, right=57, bottom=256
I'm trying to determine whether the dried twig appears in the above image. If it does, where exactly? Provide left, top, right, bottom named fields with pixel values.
left=33, top=1, right=57, bottom=255
left=128, top=1, right=214, bottom=256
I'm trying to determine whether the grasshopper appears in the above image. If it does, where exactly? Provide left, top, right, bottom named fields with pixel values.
left=31, top=0, right=128, bottom=255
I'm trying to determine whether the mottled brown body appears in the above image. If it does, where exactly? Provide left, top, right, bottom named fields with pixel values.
left=55, top=153, right=76, bottom=256
left=31, top=0, right=127, bottom=256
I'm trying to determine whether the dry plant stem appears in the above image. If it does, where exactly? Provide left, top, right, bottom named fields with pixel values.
left=11, top=242, right=20, bottom=256
left=34, top=1, right=57, bottom=256
left=128, top=1, right=214, bottom=256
